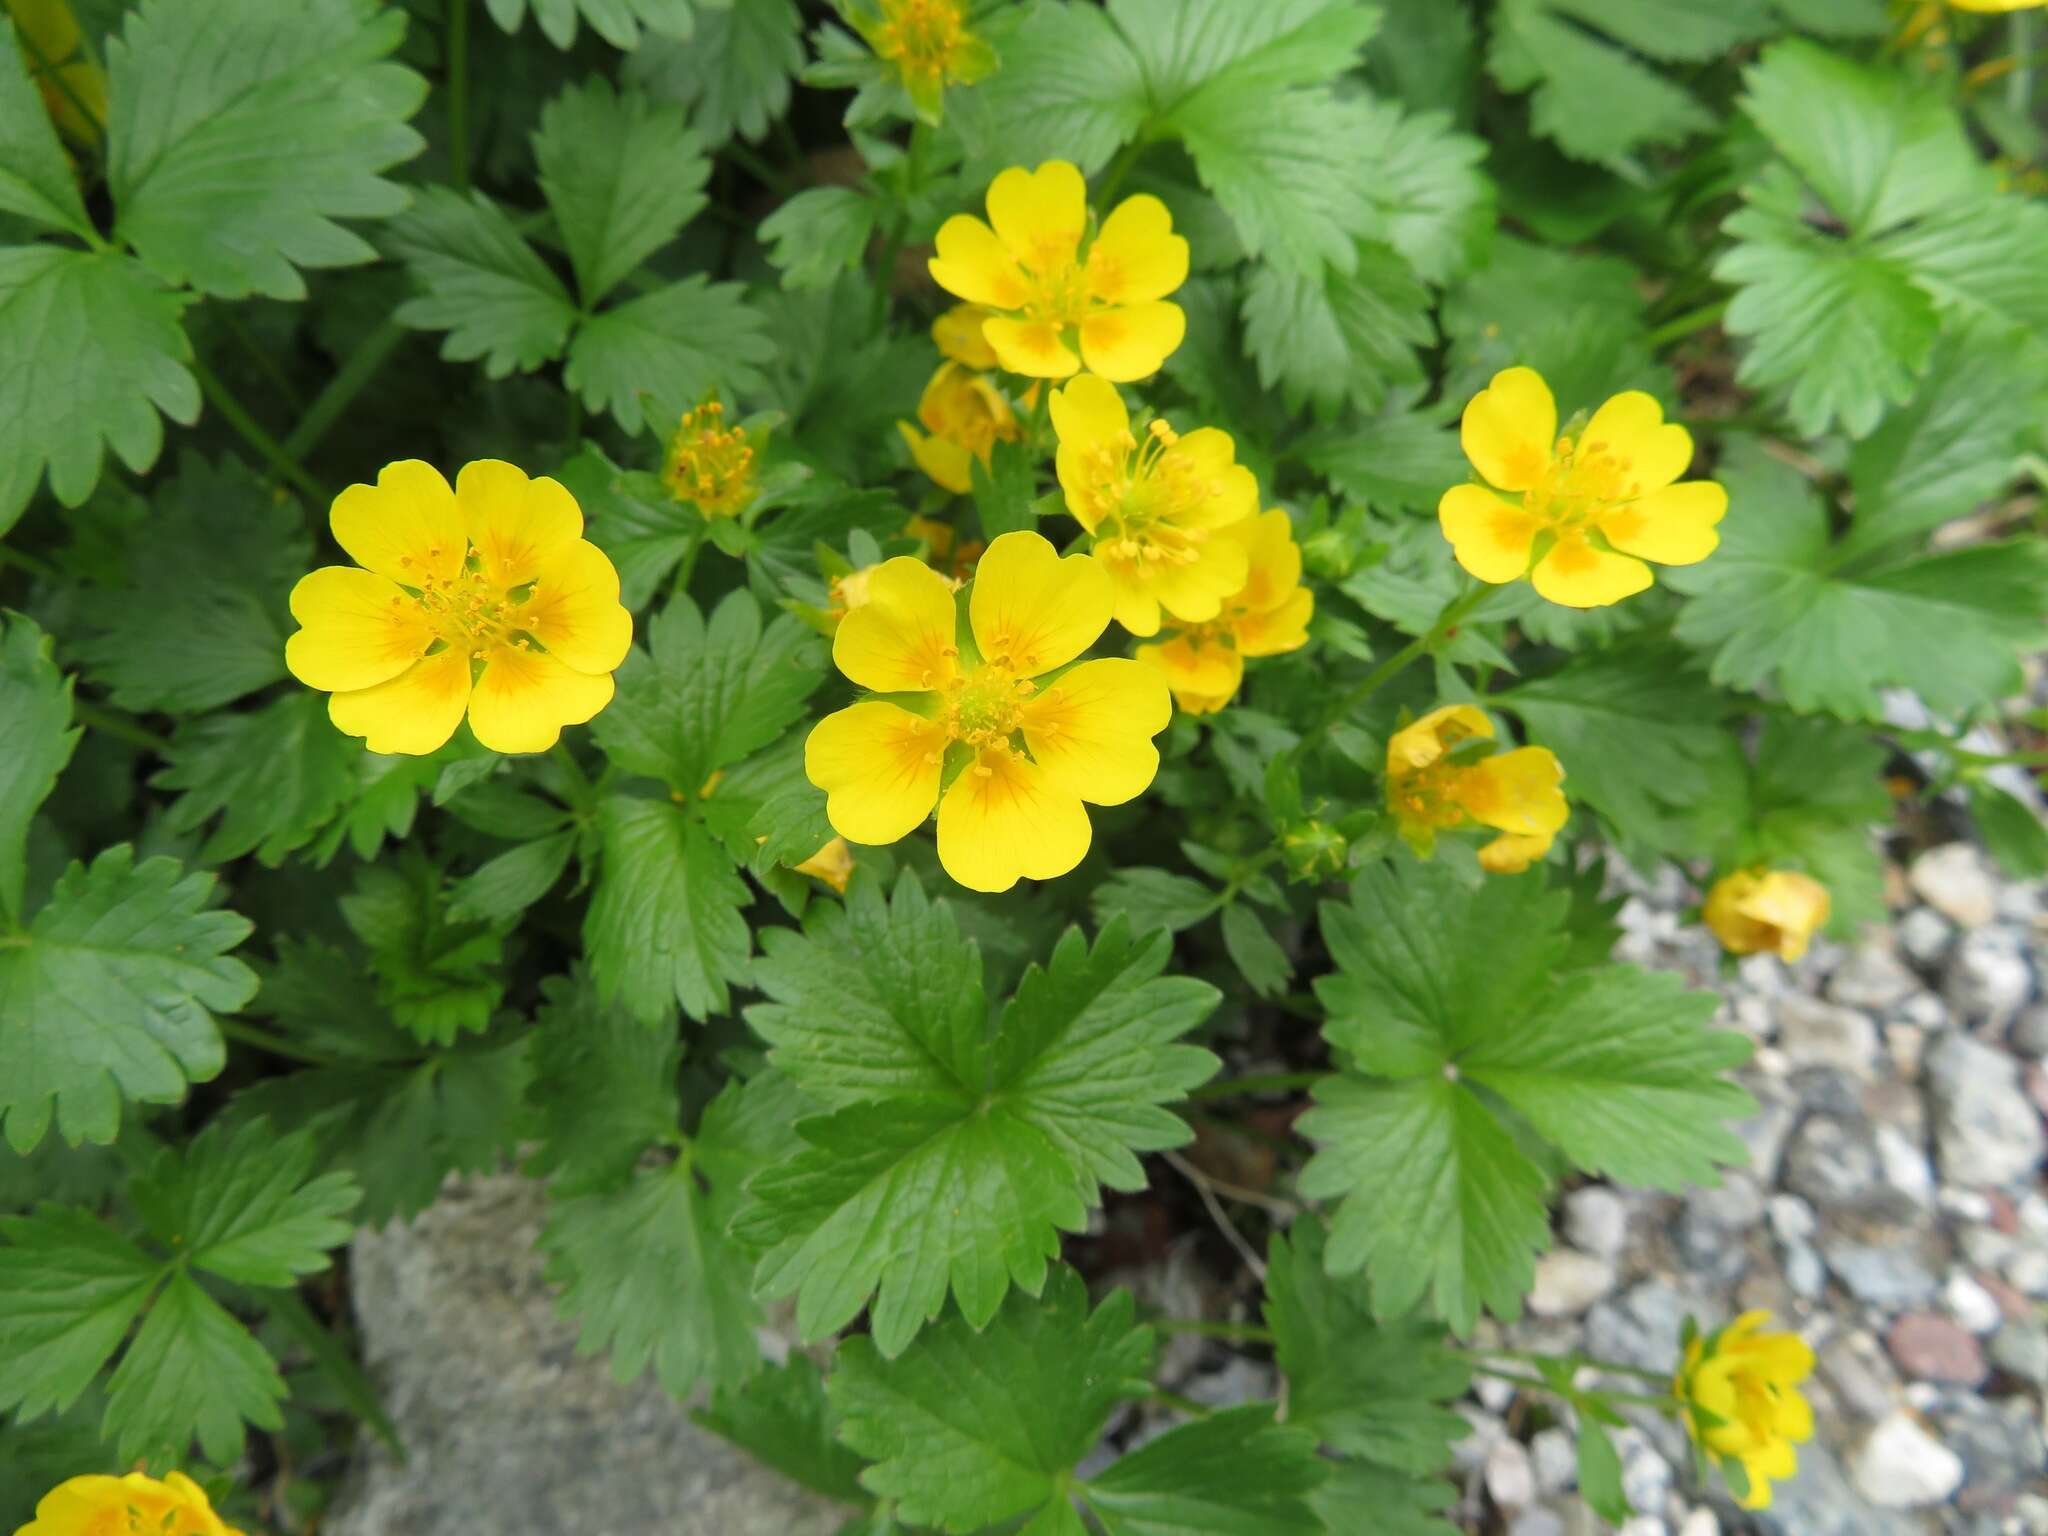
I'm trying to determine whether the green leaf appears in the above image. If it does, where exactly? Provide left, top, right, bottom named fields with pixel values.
left=0, top=616, right=77, bottom=924
left=129, top=1118, right=359, bottom=1288
left=1308, top=1460, right=1459, bottom=1536
left=0, top=847, right=254, bottom=1154
left=1264, top=1217, right=1469, bottom=1474
left=1772, top=0, right=1888, bottom=34
left=154, top=692, right=361, bottom=866
left=102, top=1269, right=281, bottom=1465
left=1302, top=408, right=1465, bottom=515
left=1972, top=782, right=2048, bottom=881
left=484, top=0, right=700, bottom=50
left=1487, top=0, right=1715, bottom=167
left=828, top=1267, right=1152, bottom=1532
left=555, top=445, right=700, bottom=608
left=1348, top=96, right=1493, bottom=285
left=565, top=276, right=774, bottom=434
left=586, top=796, right=752, bottom=1025
left=622, top=0, right=803, bottom=147
left=591, top=591, right=826, bottom=791
left=950, top=1, right=1148, bottom=176
left=340, top=854, right=506, bottom=1046
left=524, top=969, right=682, bottom=1197
left=694, top=1354, right=872, bottom=1507
left=1744, top=716, right=1890, bottom=935
left=1577, top=1417, right=1631, bottom=1525
left=0, top=17, right=92, bottom=237
left=69, top=454, right=310, bottom=713
left=1242, top=242, right=1431, bottom=413
left=1668, top=444, right=2048, bottom=719
left=1220, top=902, right=1292, bottom=999
left=760, top=185, right=879, bottom=291
left=0, top=1206, right=161, bottom=1423
left=534, top=77, right=707, bottom=307
left=0, top=246, right=197, bottom=533
left=447, top=830, right=576, bottom=924
left=107, top=0, right=426, bottom=299
left=738, top=877, right=1218, bottom=1355
left=540, top=1156, right=761, bottom=1399
left=389, top=186, right=579, bottom=375
left=1088, top=868, right=1219, bottom=936
left=1082, top=1405, right=1331, bottom=1535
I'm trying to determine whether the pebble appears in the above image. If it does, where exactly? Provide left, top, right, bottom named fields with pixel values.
left=1896, top=906, right=1956, bottom=969
left=1452, top=1405, right=1508, bottom=1472
left=1988, top=1317, right=2048, bottom=1385
left=1676, top=1512, right=1719, bottom=1536
left=1910, top=844, right=1999, bottom=928
left=1529, top=1248, right=1618, bottom=1318
left=1563, top=1186, right=1629, bottom=1260
left=1616, top=1427, right=1675, bottom=1514
left=1942, top=1271, right=2004, bottom=1335
left=1943, top=927, right=2034, bottom=1025
left=1924, top=1031, right=2047, bottom=1188
left=1822, top=1240, right=1939, bottom=1309
left=1506, top=1511, right=1567, bottom=1536
left=1529, top=1426, right=1576, bottom=1496
left=1891, top=989, right=1949, bottom=1031
left=2009, top=1002, right=2048, bottom=1058
left=1485, top=1435, right=1536, bottom=1510
left=1819, top=1328, right=1903, bottom=1422
left=1848, top=1411, right=1965, bottom=1506
left=1586, top=1282, right=1699, bottom=1374
left=1885, top=1311, right=1988, bottom=1386
left=1730, top=1081, right=1799, bottom=1184
left=1675, top=1177, right=1763, bottom=1287
left=1782, top=1113, right=1882, bottom=1208
left=1777, top=996, right=1881, bottom=1076
left=1872, top=1124, right=1935, bottom=1208
left=1827, top=943, right=1919, bottom=1012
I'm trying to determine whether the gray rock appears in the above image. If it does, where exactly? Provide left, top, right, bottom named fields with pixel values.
left=1766, top=1193, right=1816, bottom=1245
left=1529, top=1248, right=1618, bottom=1317
left=1777, top=996, right=1881, bottom=1075
left=1783, top=1241, right=1827, bottom=1300
left=1872, top=1124, right=1935, bottom=1209
left=1849, top=1410, right=1965, bottom=1507
left=1942, top=1271, right=2004, bottom=1335
left=1737, top=1441, right=1917, bottom=1536
left=1898, top=905, right=1957, bottom=972
left=2010, top=1003, right=2048, bottom=1059
left=1934, top=1393, right=2047, bottom=1515
left=1945, top=928, right=2035, bottom=1025
left=1507, top=1509, right=1568, bottom=1536
left=1925, top=1032, right=2047, bottom=1188
left=1586, top=1282, right=1703, bottom=1374
left=1782, top=1113, right=1882, bottom=1209
left=1891, top=990, right=1949, bottom=1032
left=1563, top=1186, right=1629, bottom=1260
left=1988, top=1316, right=2048, bottom=1385
left=324, top=1175, right=850, bottom=1536
left=1486, top=1436, right=1537, bottom=1510
left=1530, top=1426, right=1577, bottom=1496
left=1729, top=1079, right=1799, bottom=1185
left=1822, top=1239, right=1940, bottom=1308
left=1827, top=943, right=1919, bottom=1013
left=1674, top=1176, right=1762, bottom=1287
left=1911, top=844, right=1999, bottom=929
left=1615, top=1428, right=1674, bottom=1515
left=1676, top=1512, right=1719, bottom=1536
left=1453, top=1405, right=1510, bottom=1472
left=1817, top=1328, right=1903, bottom=1423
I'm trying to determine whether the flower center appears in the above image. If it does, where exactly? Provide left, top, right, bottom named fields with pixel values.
left=1077, top=419, right=1221, bottom=573
left=663, top=401, right=756, bottom=519
left=942, top=663, right=1035, bottom=747
left=397, top=548, right=533, bottom=660
left=1522, top=433, right=1645, bottom=531
left=874, top=0, right=970, bottom=81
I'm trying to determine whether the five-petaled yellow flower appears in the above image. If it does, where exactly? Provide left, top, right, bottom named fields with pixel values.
left=805, top=530, right=1171, bottom=892
left=17, top=1471, right=244, bottom=1536
left=849, top=0, right=996, bottom=121
left=663, top=400, right=759, bottom=520
left=930, top=160, right=1189, bottom=381
left=1676, top=1311, right=1816, bottom=1510
left=1135, top=510, right=1313, bottom=714
left=1050, top=373, right=1258, bottom=637
left=1949, top=0, right=2043, bottom=10
left=1440, top=366, right=1726, bottom=609
left=1385, top=705, right=1567, bottom=875
left=1702, top=868, right=1831, bottom=961
left=899, top=361, right=1020, bottom=494
left=286, top=460, right=632, bottom=756
left=792, top=837, right=856, bottom=893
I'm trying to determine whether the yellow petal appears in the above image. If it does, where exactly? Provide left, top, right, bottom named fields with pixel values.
left=982, top=315, right=1080, bottom=378
left=1583, top=391, right=1694, bottom=493
left=285, top=566, right=437, bottom=692
left=1599, top=480, right=1727, bottom=566
left=1455, top=746, right=1568, bottom=837
left=1236, top=584, right=1313, bottom=657
left=1085, top=194, right=1189, bottom=305
left=805, top=701, right=946, bottom=844
left=1105, top=566, right=1164, bottom=639
left=936, top=744, right=1091, bottom=892
left=1460, top=366, right=1557, bottom=493
left=1050, top=370, right=1132, bottom=451
left=933, top=303, right=1000, bottom=369
left=1738, top=872, right=1831, bottom=961
left=1078, top=300, right=1186, bottom=382
left=1439, top=484, right=1540, bottom=583
left=970, top=530, right=1111, bottom=676
left=1387, top=705, right=1493, bottom=774
left=901, top=420, right=974, bottom=494
left=1149, top=533, right=1251, bottom=627
left=1478, top=831, right=1553, bottom=874
left=518, top=539, right=632, bottom=674
left=467, top=642, right=614, bottom=754
left=328, top=649, right=472, bottom=756
left=1530, top=536, right=1652, bottom=608
left=458, top=459, right=584, bottom=590
left=1021, top=657, right=1170, bottom=804
left=792, top=837, right=856, bottom=893
left=1231, top=509, right=1303, bottom=614
left=832, top=555, right=961, bottom=693
left=1163, top=429, right=1259, bottom=527
left=986, top=160, right=1086, bottom=276
left=1136, top=634, right=1242, bottom=714
left=330, top=459, right=466, bottom=587
left=929, top=214, right=1031, bottom=309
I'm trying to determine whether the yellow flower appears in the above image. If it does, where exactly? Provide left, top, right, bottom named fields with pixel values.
left=286, top=460, right=631, bottom=756
left=17, top=1470, right=244, bottom=1536
left=1135, top=510, right=1313, bottom=714
left=1676, top=1311, right=1817, bottom=1510
left=849, top=0, right=996, bottom=122
left=932, top=303, right=1001, bottom=370
left=1702, top=868, right=1831, bottom=961
left=898, top=361, right=1020, bottom=495
left=7, top=0, right=106, bottom=145
left=1049, top=373, right=1258, bottom=637
left=1949, top=0, right=2043, bottom=9
left=1385, top=705, right=1567, bottom=875
left=1439, top=366, right=1726, bottom=609
left=929, top=160, right=1189, bottom=381
left=804, top=530, right=1171, bottom=892
left=793, top=837, right=856, bottom=893
left=662, top=400, right=758, bottom=520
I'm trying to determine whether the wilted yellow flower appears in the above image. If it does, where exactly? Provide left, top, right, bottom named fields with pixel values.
left=898, top=361, right=1020, bottom=494
left=8, top=0, right=106, bottom=144
left=286, top=460, right=631, bottom=756
left=17, top=1471, right=243, bottom=1536
left=1050, top=373, right=1258, bottom=637
left=1702, top=868, right=1830, bottom=961
left=792, top=837, right=856, bottom=892
left=1439, top=366, right=1726, bottom=609
left=1135, top=510, right=1313, bottom=714
left=930, top=160, right=1189, bottom=381
left=932, top=303, right=1001, bottom=370
left=1676, top=1311, right=1816, bottom=1510
left=662, top=400, right=758, bottom=520
left=849, top=0, right=996, bottom=122
left=1385, top=705, right=1567, bottom=874
left=805, top=531, right=1171, bottom=892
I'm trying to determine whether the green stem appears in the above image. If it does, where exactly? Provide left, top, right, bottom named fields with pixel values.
left=1887, top=726, right=2048, bottom=769
left=0, top=543, right=59, bottom=581
left=1469, top=1363, right=1675, bottom=1411
left=74, top=699, right=172, bottom=754
left=447, top=0, right=471, bottom=192
left=1470, top=1347, right=1674, bottom=1385
left=284, top=319, right=408, bottom=462
left=1153, top=1319, right=1276, bottom=1343
left=551, top=742, right=598, bottom=812
left=267, top=1293, right=407, bottom=1460
left=1315, top=580, right=1488, bottom=735
left=1148, top=1388, right=1214, bottom=1418
left=1186, top=1070, right=1327, bottom=1103
left=1645, top=298, right=1728, bottom=351
left=193, top=359, right=325, bottom=502
left=669, top=533, right=704, bottom=600
left=217, top=306, right=308, bottom=415
left=1097, top=135, right=1148, bottom=203
left=217, top=1018, right=335, bottom=1067
left=726, top=139, right=796, bottom=196
left=2012, top=10, right=2037, bottom=118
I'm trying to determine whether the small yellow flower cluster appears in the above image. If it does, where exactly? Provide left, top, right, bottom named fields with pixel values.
left=662, top=400, right=759, bottom=520
left=1676, top=1311, right=1817, bottom=1510
left=1702, top=868, right=1831, bottom=960
left=1135, top=510, right=1314, bottom=714
left=17, top=1470, right=243, bottom=1536
left=849, top=0, right=995, bottom=121
left=1384, top=706, right=1568, bottom=874
left=899, top=305, right=1023, bottom=495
